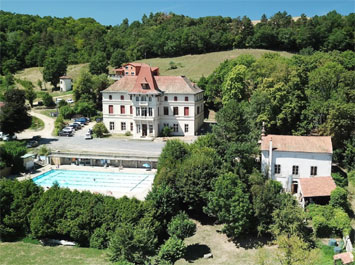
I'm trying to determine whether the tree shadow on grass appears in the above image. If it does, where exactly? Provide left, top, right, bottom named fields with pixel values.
left=184, top=243, right=211, bottom=262
left=232, top=235, right=272, bottom=250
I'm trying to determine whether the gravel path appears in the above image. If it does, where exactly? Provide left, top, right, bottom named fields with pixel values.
left=17, top=110, right=56, bottom=139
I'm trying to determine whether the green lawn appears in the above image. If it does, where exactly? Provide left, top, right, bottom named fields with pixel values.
left=0, top=242, right=109, bottom=265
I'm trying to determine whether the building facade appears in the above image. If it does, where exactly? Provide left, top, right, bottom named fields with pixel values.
left=102, top=63, right=204, bottom=139
left=59, top=76, right=72, bottom=92
left=261, top=135, right=333, bottom=192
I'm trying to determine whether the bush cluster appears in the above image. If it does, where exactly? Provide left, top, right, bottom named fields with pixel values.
left=307, top=204, right=351, bottom=237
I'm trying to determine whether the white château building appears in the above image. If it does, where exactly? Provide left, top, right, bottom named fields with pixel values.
left=261, top=134, right=333, bottom=193
left=102, top=63, right=204, bottom=139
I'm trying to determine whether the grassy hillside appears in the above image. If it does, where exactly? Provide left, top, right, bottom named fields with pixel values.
left=137, top=48, right=293, bottom=81
left=15, top=49, right=293, bottom=91
left=14, top=63, right=89, bottom=91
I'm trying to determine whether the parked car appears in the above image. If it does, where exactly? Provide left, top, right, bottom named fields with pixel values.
left=68, top=123, right=80, bottom=130
left=26, top=140, right=39, bottom=148
left=73, top=122, right=82, bottom=129
left=32, top=135, right=41, bottom=141
left=3, top=134, right=17, bottom=141
left=62, top=126, right=74, bottom=133
left=66, top=98, right=74, bottom=104
left=56, top=98, right=63, bottom=103
left=95, top=117, right=103, bottom=122
left=75, top=117, right=89, bottom=125
left=84, top=132, right=93, bottom=140
left=58, top=130, right=73, bottom=137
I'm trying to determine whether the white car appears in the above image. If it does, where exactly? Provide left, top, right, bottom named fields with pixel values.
left=56, top=98, right=63, bottom=103
left=85, top=132, right=92, bottom=140
left=62, top=127, right=74, bottom=133
left=66, top=98, right=74, bottom=104
left=3, top=134, right=17, bottom=141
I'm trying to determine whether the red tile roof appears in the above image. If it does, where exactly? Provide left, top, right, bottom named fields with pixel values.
left=261, top=135, right=332, bottom=153
left=130, top=64, right=160, bottom=94
left=299, top=177, right=336, bottom=197
left=334, top=252, right=354, bottom=264
left=104, top=65, right=202, bottom=94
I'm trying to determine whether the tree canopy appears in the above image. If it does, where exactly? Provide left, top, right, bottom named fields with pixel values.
left=0, top=88, right=31, bottom=135
left=0, top=10, right=353, bottom=74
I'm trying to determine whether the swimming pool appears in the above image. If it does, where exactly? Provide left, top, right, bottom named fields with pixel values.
left=33, top=169, right=155, bottom=193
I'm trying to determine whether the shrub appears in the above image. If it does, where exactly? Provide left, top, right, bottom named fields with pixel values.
left=161, top=126, right=172, bottom=137
left=167, top=212, right=196, bottom=240
left=332, top=172, right=348, bottom=188
left=330, top=208, right=351, bottom=236
left=157, top=236, right=186, bottom=264
left=90, top=226, right=111, bottom=249
left=59, top=105, right=74, bottom=119
left=125, top=131, right=132, bottom=136
left=168, top=61, right=177, bottom=70
left=307, top=204, right=351, bottom=237
left=38, top=145, right=50, bottom=156
left=313, top=215, right=331, bottom=237
left=108, top=221, right=158, bottom=264
left=330, top=187, right=349, bottom=211
left=93, top=122, right=108, bottom=138
left=74, top=100, right=96, bottom=117
left=41, top=92, right=55, bottom=107
left=54, top=115, right=66, bottom=135
left=57, top=100, right=67, bottom=108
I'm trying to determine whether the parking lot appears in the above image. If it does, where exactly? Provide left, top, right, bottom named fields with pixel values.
left=42, top=122, right=165, bottom=156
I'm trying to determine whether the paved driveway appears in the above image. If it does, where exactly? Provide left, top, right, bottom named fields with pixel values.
left=17, top=112, right=165, bottom=156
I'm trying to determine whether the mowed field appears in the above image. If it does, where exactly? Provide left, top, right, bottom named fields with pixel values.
left=14, top=49, right=293, bottom=91
left=0, top=242, right=108, bottom=265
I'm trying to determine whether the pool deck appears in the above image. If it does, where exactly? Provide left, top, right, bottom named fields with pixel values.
left=18, top=165, right=156, bottom=200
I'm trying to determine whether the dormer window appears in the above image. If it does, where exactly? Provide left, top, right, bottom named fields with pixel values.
left=141, top=83, right=149, bottom=89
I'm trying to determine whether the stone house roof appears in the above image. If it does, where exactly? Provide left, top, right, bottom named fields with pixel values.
left=261, top=135, right=332, bottom=154
left=299, top=176, right=336, bottom=197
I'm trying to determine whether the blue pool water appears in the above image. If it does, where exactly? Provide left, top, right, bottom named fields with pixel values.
left=33, top=169, right=155, bottom=192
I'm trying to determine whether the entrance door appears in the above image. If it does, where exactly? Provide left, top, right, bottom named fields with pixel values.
left=142, top=124, right=147, bottom=136
left=291, top=181, right=298, bottom=194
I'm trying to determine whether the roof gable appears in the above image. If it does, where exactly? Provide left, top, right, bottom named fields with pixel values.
left=261, top=135, right=332, bottom=154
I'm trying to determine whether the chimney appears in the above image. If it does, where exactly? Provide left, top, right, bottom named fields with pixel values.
left=268, top=137, right=272, bottom=178
left=261, top=122, right=266, bottom=137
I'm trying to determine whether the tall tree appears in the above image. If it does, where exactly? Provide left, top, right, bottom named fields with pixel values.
left=89, top=52, right=108, bottom=75
left=205, top=172, right=253, bottom=237
left=42, top=56, right=67, bottom=89
left=0, top=88, right=31, bottom=135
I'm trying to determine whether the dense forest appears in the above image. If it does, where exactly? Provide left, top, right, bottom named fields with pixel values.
left=0, top=10, right=354, bottom=74
left=199, top=51, right=354, bottom=170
